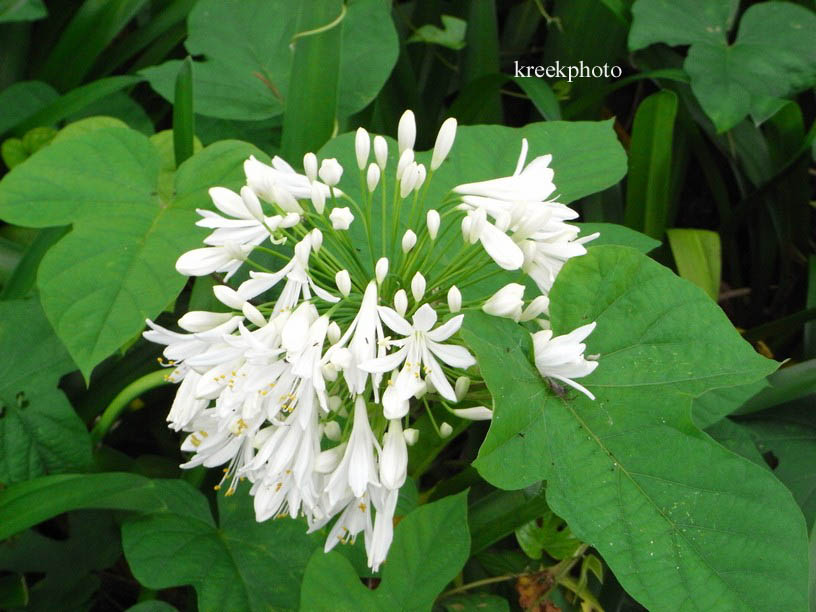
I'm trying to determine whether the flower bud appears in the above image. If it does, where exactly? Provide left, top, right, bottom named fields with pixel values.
left=439, top=422, right=453, bottom=438
left=240, top=185, right=263, bottom=220
left=400, top=163, right=418, bottom=198
left=272, top=183, right=302, bottom=214
left=398, top=109, right=416, bottom=154
left=310, top=228, right=323, bottom=252
left=315, top=443, right=346, bottom=472
left=242, top=302, right=266, bottom=327
left=303, top=152, right=318, bottom=182
left=327, top=321, right=341, bottom=344
left=396, top=149, right=414, bottom=181
left=426, top=209, right=440, bottom=240
left=374, top=135, right=388, bottom=169
left=318, top=158, right=343, bottom=186
left=329, top=207, right=354, bottom=230
left=431, top=117, right=457, bottom=170
left=213, top=285, right=244, bottom=309
left=394, top=289, right=408, bottom=315
left=447, top=285, right=462, bottom=313
left=380, top=419, right=408, bottom=490
left=401, top=229, right=417, bottom=253
left=178, top=311, right=233, bottom=332
left=451, top=406, right=493, bottom=421
left=415, top=163, right=427, bottom=191
left=310, top=182, right=326, bottom=214
left=323, top=421, right=342, bottom=441
left=321, top=363, right=339, bottom=382
left=366, top=163, right=380, bottom=192
left=403, top=428, right=419, bottom=446
left=335, top=269, right=351, bottom=297
left=375, top=257, right=389, bottom=284
left=330, top=347, right=353, bottom=369
left=411, top=271, right=426, bottom=302
left=483, top=283, right=525, bottom=321
left=355, top=127, right=370, bottom=170
left=455, top=376, right=471, bottom=401
left=328, top=395, right=342, bottom=412
left=281, top=212, right=301, bottom=228
left=520, top=295, right=550, bottom=322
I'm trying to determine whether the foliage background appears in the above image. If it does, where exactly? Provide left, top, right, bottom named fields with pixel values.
left=0, top=0, right=813, bottom=610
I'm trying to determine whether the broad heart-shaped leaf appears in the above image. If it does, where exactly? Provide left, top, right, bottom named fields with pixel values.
left=123, top=485, right=320, bottom=612
left=0, top=298, right=91, bottom=485
left=465, top=246, right=807, bottom=610
left=630, top=0, right=816, bottom=132
left=300, top=492, right=469, bottom=611
left=142, top=0, right=397, bottom=121
left=0, top=126, right=266, bottom=378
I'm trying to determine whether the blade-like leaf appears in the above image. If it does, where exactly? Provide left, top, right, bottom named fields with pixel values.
left=667, top=228, right=721, bottom=300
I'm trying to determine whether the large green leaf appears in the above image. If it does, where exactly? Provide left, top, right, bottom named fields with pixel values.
left=465, top=246, right=806, bottom=610
left=142, top=0, right=397, bottom=121
left=122, top=485, right=319, bottom=612
left=0, top=298, right=91, bottom=485
left=0, top=0, right=46, bottom=23
left=630, top=0, right=816, bottom=132
left=0, top=81, right=57, bottom=136
left=300, top=492, right=470, bottom=611
left=0, top=126, right=265, bottom=378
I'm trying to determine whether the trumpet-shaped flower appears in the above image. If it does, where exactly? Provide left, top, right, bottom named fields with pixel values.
left=532, top=322, right=599, bottom=400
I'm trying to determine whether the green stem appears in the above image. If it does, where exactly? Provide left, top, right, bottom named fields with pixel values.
left=90, top=370, right=172, bottom=444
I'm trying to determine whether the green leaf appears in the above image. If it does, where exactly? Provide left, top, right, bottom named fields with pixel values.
left=123, top=486, right=319, bottom=612
left=469, top=485, right=550, bottom=555
left=0, top=0, right=46, bottom=23
left=624, top=91, right=678, bottom=239
left=692, top=378, right=768, bottom=429
left=142, top=0, right=397, bottom=121
left=631, top=0, right=816, bottom=132
left=172, top=57, right=195, bottom=166
left=667, top=228, right=721, bottom=300
left=0, top=81, right=58, bottom=136
left=0, top=574, right=27, bottom=608
left=0, top=473, right=200, bottom=540
left=577, top=222, right=660, bottom=253
left=516, top=509, right=582, bottom=560
left=300, top=492, right=470, bottom=611
left=0, top=298, right=91, bottom=485
left=0, top=126, right=265, bottom=378
left=441, top=594, right=509, bottom=612
left=69, top=91, right=154, bottom=135
left=466, top=246, right=805, bottom=610
left=126, top=602, right=179, bottom=612
left=408, top=15, right=467, bottom=50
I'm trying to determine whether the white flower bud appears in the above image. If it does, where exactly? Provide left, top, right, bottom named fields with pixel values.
left=400, top=162, right=418, bottom=198
left=310, top=181, right=326, bottom=214
left=394, top=289, right=408, bottom=315
left=303, top=152, right=318, bottom=182
left=272, top=183, right=302, bottom=214
left=330, top=347, right=352, bottom=369
left=366, top=163, right=380, bottom=192
left=375, top=257, right=389, bottom=284
left=240, top=186, right=263, bottom=220
left=411, top=271, right=426, bottom=302
left=315, top=443, right=346, bottom=473
left=439, top=422, right=453, bottom=438
left=318, top=158, right=343, bottom=186
left=396, top=149, right=414, bottom=181
left=398, top=109, right=416, bottom=154
left=431, top=117, right=457, bottom=170
left=355, top=127, right=370, bottom=170
left=327, top=322, right=341, bottom=344
left=447, top=285, right=462, bottom=313
left=310, top=228, right=323, bottom=252
left=335, top=269, right=351, bottom=297
left=414, top=163, right=427, bottom=191
left=321, top=363, right=339, bottom=382
left=414, top=379, right=428, bottom=399
left=426, top=209, right=440, bottom=240
left=329, top=207, right=354, bottom=230
left=451, top=406, right=493, bottom=421
left=483, top=283, right=525, bottom=322
left=401, top=229, right=417, bottom=253
left=242, top=302, right=266, bottom=327
left=520, top=295, right=550, bottom=322
left=380, top=419, right=407, bottom=490
left=374, top=135, right=388, bottom=169
left=281, top=212, right=301, bottom=228
left=213, top=285, right=244, bottom=309
left=178, top=311, right=233, bottom=332
left=403, top=428, right=419, bottom=446
left=455, top=376, right=471, bottom=401
left=328, top=395, right=342, bottom=412
left=323, top=421, right=342, bottom=442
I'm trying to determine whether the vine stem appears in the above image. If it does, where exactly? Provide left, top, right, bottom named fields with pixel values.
left=90, top=369, right=172, bottom=444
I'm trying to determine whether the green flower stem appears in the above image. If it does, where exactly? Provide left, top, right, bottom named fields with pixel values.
left=379, top=172, right=388, bottom=258
left=90, top=369, right=172, bottom=444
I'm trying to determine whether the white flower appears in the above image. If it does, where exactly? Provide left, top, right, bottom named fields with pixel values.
left=396, top=149, right=414, bottom=182
left=310, top=181, right=326, bottom=214
left=431, top=117, right=457, bottom=170
left=375, top=257, right=389, bottom=284
left=335, top=269, right=351, bottom=297
left=175, top=242, right=253, bottom=279
left=520, top=295, right=550, bottom=322
left=403, top=428, right=419, bottom=446
left=326, top=397, right=381, bottom=504
left=360, top=304, right=475, bottom=418
left=368, top=487, right=398, bottom=572
left=454, top=376, right=470, bottom=400
left=303, top=152, right=318, bottom=182
left=447, top=286, right=462, bottom=313
left=355, top=128, right=370, bottom=170
left=330, top=207, right=354, bottom=230
left=401, top=229, right=417, bottom=253
left=178, top=311, right=234, bottom=332
left=379, top=419, right=407, bottom=490
left=398, top=109, right=416, bottom=154
left=482, top=283, right=525, bottom=321
left=451, top=406, right=493, bottom=420
left=393, top=289, right=408, bottom=315
left=366, top=163, right=380, bottom=192
left=319, top=158, right=343, bottom=187
left=461, top=208, right=524, bottom=271
left=532, top=322, right=599, bottom=400
left=411, top=272, right=426, bottom=302
left=245, top=155, right=332, bottom=202
left=426, top=209, right=440, bottom=240
left=373, top=135, right=388, bottom=169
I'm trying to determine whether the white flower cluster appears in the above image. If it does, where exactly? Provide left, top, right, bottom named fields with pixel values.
left=144, top=110, right=598, bottom=570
